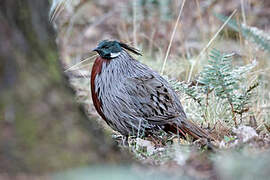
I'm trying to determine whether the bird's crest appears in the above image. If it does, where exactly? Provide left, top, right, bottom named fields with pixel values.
left=94, top=40, right=142, bottom=59
left=118, top=42, right=142, bottom=56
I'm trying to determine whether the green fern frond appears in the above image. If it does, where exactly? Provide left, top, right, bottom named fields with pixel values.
left=171, top=49, right=257, bottom=127
left=198, top=49, right=237, bottom=98
left=215, top=13, right=270, bottom=53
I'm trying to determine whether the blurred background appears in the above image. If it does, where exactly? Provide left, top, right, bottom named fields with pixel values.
left=1, top=0, right=270, bottom=179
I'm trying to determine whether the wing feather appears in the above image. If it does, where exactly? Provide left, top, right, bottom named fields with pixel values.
left=120, top=74, right=185, bottom=125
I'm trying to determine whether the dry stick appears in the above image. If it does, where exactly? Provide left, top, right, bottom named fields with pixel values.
left=240, top=0, right=247, bottom=25
left=50, top=1, right=64, bottom=22
left=66, top=63, right=93, bottom=71
left=64, top=55, right=97, bottom=97
left=160, top=0, right=186, bottom=75
left=50, top=0, right=71, bottom=23
left=64, top=54, right=98, bottom=72
left=133, top=0, right=137, bottom=47
left=50, top=1, right=62, bottom=22
left=187, top=9, right=237, bottom=82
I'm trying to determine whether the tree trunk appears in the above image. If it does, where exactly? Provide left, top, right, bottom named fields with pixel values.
left=0, top=0, right=129, bottom=174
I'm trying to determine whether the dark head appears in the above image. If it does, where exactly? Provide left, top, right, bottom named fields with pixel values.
left=93, top=40, right=142, bottom=59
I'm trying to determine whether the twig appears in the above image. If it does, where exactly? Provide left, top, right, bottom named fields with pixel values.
left=49, top=0, right=67, bottom=22
left=65, top=63, right=92, bottom=71
left=240, top=0, right=247, bottom=25
left=187, top=9, right=237, bottom=82
left=160, top=0, right=186, bottom=75
left=133, top=0, right=137, bottom=47
left=64, top=54, right=98, bottom=72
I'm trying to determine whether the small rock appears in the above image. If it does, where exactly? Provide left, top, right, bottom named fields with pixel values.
left=136, top=138, right=155, bottom=155
left=233, top=125, right=258, bottom=143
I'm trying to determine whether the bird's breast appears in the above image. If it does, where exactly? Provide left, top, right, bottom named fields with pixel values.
left=90, top=57, right=110, bottom=121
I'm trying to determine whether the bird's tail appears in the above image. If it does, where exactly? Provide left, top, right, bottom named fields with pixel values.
left=166, top=120, right=214, bottom=140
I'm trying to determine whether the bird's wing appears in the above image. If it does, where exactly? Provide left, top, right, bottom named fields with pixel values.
left=118, top=74, right=186, bottom=125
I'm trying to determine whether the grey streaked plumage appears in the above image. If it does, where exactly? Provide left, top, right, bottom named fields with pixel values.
left=94, top=50, right=186, bottom=135
left=91, top=40, right=212, bottom=140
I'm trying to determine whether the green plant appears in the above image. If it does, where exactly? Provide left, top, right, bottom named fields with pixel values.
left=171, top=49, right=258, bottom=127
left=215, top=13, right=270, bottom=53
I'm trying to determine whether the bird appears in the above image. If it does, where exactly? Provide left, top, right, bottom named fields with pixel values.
left=91, top=40, right=212, bottom=140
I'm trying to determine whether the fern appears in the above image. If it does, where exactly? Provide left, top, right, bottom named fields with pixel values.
left=171, top=49, right=257, bottom=127
left=199, top=50, right=236, bottom=96
left=233, top=82, right=259, bottom=115
left=198, top=49, right=240, bottom=125
left=215, top=13, right=270, bottom=53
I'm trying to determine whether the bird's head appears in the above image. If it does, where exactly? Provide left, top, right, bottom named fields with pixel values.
left=93, top=40, right=142, bottom=59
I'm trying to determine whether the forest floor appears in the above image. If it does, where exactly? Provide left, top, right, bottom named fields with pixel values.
left=54, top=0, right=270, bottom=179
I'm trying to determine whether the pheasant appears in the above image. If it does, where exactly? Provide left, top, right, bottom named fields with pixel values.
left=91, top=40, right=212, bottom=140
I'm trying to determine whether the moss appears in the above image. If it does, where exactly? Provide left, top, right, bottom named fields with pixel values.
left=46, top=48, right=62, bottom=82
left=15, top=109, right=38, bottom=149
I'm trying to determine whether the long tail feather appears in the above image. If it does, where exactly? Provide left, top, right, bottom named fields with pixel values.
left=166, top=120, right=215, bottom=140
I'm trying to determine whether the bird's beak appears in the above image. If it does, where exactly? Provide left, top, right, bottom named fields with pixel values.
left=92, top=47, right=99, bottom=53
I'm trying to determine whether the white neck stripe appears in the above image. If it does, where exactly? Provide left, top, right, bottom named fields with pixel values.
left=110, top=52, right=121, bottom=58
